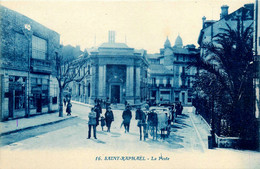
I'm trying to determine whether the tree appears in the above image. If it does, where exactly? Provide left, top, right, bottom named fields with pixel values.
left=193, top=21, right=257, bottom=148
left=55, top=46, right=89, bottom=117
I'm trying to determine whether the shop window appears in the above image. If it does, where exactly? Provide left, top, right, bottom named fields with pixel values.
left=31, top=78, right=49, bottom=108
left=9, top=76, right=26, bottom=110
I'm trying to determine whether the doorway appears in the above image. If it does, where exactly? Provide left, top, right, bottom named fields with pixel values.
left=36, top=94, right=42, bottom=113
left=111, top=85, right=120, bottom=103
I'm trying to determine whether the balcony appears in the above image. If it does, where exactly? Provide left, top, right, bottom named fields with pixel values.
left=31, top=58, right=52, bottom=74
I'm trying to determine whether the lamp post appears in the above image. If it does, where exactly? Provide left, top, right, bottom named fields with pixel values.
left=23, top=24, right=32, bottom=118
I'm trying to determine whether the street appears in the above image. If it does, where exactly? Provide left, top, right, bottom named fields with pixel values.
left=1, top=103, right=205, bottom=152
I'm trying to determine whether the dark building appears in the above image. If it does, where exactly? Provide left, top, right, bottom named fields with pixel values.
left=0, top=5, right=60, bottom=121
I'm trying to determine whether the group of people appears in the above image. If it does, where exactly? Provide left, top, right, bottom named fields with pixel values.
left=87, top=101, right=114, bottom=139
left=87, top=100, right=184, bottom=140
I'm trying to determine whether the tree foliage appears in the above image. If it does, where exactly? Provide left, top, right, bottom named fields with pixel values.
left=55, top=46, right=89, bottom=117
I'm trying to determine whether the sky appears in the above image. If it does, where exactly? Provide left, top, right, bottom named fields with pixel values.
left=1, top=0, right=255, bottom=53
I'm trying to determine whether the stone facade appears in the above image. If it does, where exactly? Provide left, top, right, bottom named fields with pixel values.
left=0, top=5, right=60, bottom=121
left=70, top=31, right=149, bottom=105
left=147, top=36, right=199, bottom=105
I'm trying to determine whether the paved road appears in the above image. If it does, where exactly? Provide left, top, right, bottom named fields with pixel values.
left=1, top=103, right=206, bottom=152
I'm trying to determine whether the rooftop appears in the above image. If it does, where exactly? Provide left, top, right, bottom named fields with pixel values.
left=99, top=42, right=130, bottom=49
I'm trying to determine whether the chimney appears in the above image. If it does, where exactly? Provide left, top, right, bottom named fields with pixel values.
left=220, top=5, right=229, bottom=19
left=202, top=16, right=206, bottom=29
left=108, top=30, right=116, bottom=43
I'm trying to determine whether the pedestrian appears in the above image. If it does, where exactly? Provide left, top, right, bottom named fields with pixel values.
left=179, top=102, right=183, bottom=115
left=135, top=106, right=147, bottom=141
left=122, top=106, right=132, bottom=133
left=63, top=97, right=67, bottom=106
left=147, top=109, right=158, bottom=140
left=176, top=102, right=181, bottom=115
left=100, top=116, right=106, bottom=131
left=105, top=107, right=114, bottom=132
left=95, top=102, right=102, bottom=126
left=87, top=108, right=97, bottom=139
left=171, top=104, right=176, bottom=122
left=66, top=100, right=72, bottom=116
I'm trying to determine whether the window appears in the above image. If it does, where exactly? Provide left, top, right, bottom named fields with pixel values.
left=88, top=84, right=91, bottom=97
left=161, top=91, right=170, bottom=94
left=32, top=35, right=47, bottom=60
left=152, top=90, right=156, bottom=97
left=15, top=33, right=28, bottom=60
left=188, top=90, right=192, bottom=102
left=52, top=84, right=58, bottom=104
left=78, top=84, right=81, bottom=96
left=166, top=78, right=171, bottom=87
left=152, top=78, right=156, bottom=86
left=188, top=78, right=191, bottom=88
left=174, top=92, right=179, bottom=102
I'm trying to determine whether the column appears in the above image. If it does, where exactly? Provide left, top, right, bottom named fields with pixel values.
left=98, top=65, right=106, bottom=97
left=135, top=67, right=141, bottom=103
left=90, top=65, right=96, bottom=104
left=126, top=66, right=134, bottom=104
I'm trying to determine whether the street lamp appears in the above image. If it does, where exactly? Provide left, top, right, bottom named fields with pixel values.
left=23, top=24, right=32, bottom=118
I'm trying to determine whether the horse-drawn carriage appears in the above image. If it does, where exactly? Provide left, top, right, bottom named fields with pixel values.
left=147, top=106, right=172, bottom=139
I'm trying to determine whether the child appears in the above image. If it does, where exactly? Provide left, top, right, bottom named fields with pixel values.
left=100, top=116, right=106, bottom=131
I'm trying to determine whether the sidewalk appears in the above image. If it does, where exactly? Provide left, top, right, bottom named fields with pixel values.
left=184, top=107, right=211, bottom=150
left=0, top=111, right=76, bottom=136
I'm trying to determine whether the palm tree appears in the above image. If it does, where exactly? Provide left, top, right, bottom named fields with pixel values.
left=193, top=21, right=257, bottom=148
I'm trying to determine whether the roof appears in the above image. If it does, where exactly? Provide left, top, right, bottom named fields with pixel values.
left=146, top=53, right=162, bottom=59
left=134, top=49, right=146, bottom=56
left=198, top=3, right=254, bottom=45
left=99, top=42, right=129, bottom=49
left=174, top=35, right=183, bottom=48
left=172, top=48, right=190, bottom=54
left=164, top=37, right=171, bottom=48
left=149, top=64, right=173, bottom=75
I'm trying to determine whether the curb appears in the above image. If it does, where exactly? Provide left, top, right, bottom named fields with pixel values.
left=71, top=101, right=93, bottom=108
left=0, top=116, right=77, bottom=136
left=189, top=114, right=207, bottom=152
left=198, top=114, right=212, bottom=131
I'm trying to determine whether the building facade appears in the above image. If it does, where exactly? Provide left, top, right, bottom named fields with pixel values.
left=146, top=36, right=198, bottom=105
left=198, top=4, right=254, bottom=56
left=0, top=5, right=60, bottom=121
left=70, top=31, right=149, bottom=105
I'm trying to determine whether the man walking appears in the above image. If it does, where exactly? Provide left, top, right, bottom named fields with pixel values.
left=122, top=106, right=132, bottom=133
left=87, top=108, right=97, bottom=139
left=135, top=106, right=147, bottom=141
left=105, top=106, right=114, bottom=132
